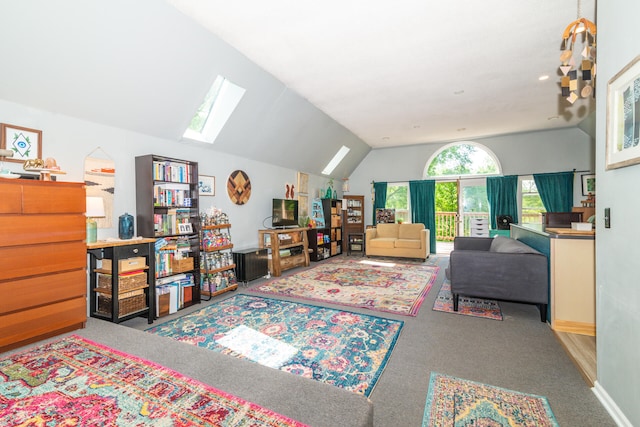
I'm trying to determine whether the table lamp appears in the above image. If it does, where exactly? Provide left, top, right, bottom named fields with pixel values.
left=86, top=196, right=105, bottom=243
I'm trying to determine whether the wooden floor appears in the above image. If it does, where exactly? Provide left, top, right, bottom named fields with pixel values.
left=554, top=330, right=597, bottom=387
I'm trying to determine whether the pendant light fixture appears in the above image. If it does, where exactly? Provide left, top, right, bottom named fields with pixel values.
left=560, top=0, right=597, bottom=104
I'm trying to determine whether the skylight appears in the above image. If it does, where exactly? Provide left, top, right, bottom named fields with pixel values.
left=322, top=145, right=350, bottom=175
left=183, top=75, right=246, bottom=144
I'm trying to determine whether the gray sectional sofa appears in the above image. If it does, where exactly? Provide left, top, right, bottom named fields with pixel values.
left=446, top=236, right=549, bottom=322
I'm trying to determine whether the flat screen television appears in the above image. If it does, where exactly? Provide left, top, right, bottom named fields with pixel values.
left=272, top=198, right=299, bottom=228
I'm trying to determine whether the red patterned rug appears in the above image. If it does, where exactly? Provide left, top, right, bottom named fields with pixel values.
left=0, top=335, right=307, bottom=426
left=252, top=258, right=438, bottom=316
left=432, top=282, right=503, bottom=320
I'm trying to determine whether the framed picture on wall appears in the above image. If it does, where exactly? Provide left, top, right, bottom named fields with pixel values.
left=606, top=54, right=640, bottom=170
left=581, top=174, right=596, bottom=196
left=198, top=175, right=215, bottom=196
left=0, top=123, right=42, bottom=163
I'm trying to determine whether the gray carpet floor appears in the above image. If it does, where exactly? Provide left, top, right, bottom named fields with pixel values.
left=8, top=254, right=616, bottom=426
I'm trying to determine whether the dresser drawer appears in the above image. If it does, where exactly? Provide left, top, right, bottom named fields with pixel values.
left=0, top=297, right=86, bottom=352
left=0, top=269, right=86, bottom=314
left=0, top=241, right=86, bottom=281
left=0, top=214, right=86, bottom=247
left=21, top=181, right=85, bottom=214
left=0, top=182, right=23, bottom=213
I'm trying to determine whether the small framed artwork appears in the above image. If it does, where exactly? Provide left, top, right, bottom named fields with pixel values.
left=178, top=223, right=193, bottom=234
left=297, top=172, right=309, bottom=194
left=581, top=174, right=596, bottom=196
left=0, top=123, right=42, bottom=163
left=606, top=54, right=640, bottom=170
left=198, top=175, right=215, bottom=196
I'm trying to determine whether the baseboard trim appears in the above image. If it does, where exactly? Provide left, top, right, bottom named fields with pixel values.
left=592, top=381, right=633, bottom=427
left=552, top=319, right=596, bottom=336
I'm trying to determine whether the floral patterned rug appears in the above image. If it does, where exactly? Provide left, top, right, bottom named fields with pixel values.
left=432, top=282, right=503, bottom=320
left=0, top=335, right=307, bottom=426
left=147, top=294, right=404, bottom=396
left=252, top=258, right=439, bottom=316
left=423, top=372, right=559, bottom=426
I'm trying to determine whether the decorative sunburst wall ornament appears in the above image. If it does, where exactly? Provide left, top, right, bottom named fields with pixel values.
left=560, top=0, right=597, bottom=104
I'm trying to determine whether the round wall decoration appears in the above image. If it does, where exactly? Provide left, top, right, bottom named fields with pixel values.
left=226, top=169, right=251, bottom=205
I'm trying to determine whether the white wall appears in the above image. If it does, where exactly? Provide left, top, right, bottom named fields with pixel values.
left=0, top=99, right=329, bottom=250
left=347, top=127, right=594, bottom=225
left=592, top=1, right=640, bottom=425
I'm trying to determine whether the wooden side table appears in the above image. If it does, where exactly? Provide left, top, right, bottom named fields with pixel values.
left=347, top=233, right=365, bottom=256
left=87, top=238, right=156, bottom=324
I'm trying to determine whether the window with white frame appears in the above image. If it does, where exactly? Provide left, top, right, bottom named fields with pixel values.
left=521, top=177, right=545, bottom=224
left=385, top=182, right=411, bottom=223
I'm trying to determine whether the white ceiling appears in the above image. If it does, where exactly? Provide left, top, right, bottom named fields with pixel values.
left=169, top=0, right=597, bottom=148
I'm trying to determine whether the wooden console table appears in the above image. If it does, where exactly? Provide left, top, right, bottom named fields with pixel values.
left=258, top=228, right=310, bottom=276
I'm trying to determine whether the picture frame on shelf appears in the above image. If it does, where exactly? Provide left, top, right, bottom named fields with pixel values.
left=581, top=174, right=596, bottom=196
left=0, top=123, right=42, bottom=163
left=178, top=223, right=193, bottom=234
left=298, top=194, right=309, bottom=218
left=606, top=54, right=640, bottom=170
left=198, top=175, right=215, bottom=196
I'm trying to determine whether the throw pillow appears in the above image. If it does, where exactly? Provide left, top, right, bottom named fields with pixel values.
left=490, top=236, right=540, bottom=254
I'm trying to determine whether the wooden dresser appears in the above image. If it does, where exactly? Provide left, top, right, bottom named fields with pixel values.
left=0, top=179, right=87, bottom=352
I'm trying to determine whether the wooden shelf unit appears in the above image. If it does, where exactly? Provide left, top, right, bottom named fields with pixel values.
left=135, top=154, right=201, bottom=314
left=342, top=195, right=364, bottom=252
left=200, top=223, right=238, bottom=299
left=0, top=179, right=87, bottom=352
left=322, top=198, right=343, bottom=256
left=258, top=228, right=310, bottom=276
left=307, top=227, right=331, bottom=261
left=87, top=238, right=156, bottom=324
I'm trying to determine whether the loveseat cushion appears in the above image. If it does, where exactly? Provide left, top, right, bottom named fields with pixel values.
left=489, top=236, right=540, bottom=254
left=395, top=239, right=421, bottom=249
left=376, top=223, right=400, bottom=238
left=398, top=223, right=424, bottom=240
left=369, top=237, right=396, bottom=249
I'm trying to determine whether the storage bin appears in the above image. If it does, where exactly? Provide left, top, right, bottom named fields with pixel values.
left=97, top=290, right=146, bottom=317
left=102, top=257, right=146, bottom=273
left=97, top=271, right=147, bottom=292
left=172, top=257, right=194, bottom=273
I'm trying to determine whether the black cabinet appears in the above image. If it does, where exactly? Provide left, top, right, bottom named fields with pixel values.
left=233, top=247, right=268, bottom=283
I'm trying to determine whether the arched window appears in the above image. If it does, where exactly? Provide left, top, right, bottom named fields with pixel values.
left=424, top=141, right=501, bottom=178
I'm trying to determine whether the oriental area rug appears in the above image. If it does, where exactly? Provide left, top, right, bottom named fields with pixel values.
left=147, top=294, right=403, bottom=396
left=0, top=335, right=307, bottom=427
left=422, top=373, right=559, bottom=427
left=432, top=282, right=503, bottom=320
left=252, top=259, right=439, bottom=316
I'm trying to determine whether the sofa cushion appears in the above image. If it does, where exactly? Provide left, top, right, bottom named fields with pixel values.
left=395, top=239, right=421, bottom=249
left=490, top=236, right=540, bottom=254
left=398, top=223, right=424, bottom=240
left=376, top=223, right=400, bottom=238
left=368, top=237, right=396, bottom=249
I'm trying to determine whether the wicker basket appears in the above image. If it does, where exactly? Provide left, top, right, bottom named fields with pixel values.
left=97, top=290, right=147, bottom=317
left=98, top=272, right=147, bottom=292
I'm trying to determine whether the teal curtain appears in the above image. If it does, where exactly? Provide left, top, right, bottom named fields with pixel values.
left=486, top=175, right=519, bottom=229
left=533, top=171, right=574, bottom=212
left=372, top=182, right=387, bottom=224
left=409, top=180, right=436, bottom=254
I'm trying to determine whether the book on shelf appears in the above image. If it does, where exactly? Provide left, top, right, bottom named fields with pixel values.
left=153, top=160, right=193, bottom=183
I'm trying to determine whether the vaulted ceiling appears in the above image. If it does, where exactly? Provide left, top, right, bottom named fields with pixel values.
left=169, top=0, right=597, bottom=148
left=0, top=1, right=596, bottom=178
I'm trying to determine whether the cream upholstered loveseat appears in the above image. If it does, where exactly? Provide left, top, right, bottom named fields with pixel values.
left=365, top=223, right=430, bottom=260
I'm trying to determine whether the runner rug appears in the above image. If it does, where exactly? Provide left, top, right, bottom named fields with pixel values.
left=432, top=282, right=503, bottom=320
left=147, top=294, right=403, bottom=396
left=0, top=335, right=307, bottom=427
left=422, top=372, right=559, bottom=426
left=252, top=258, right=439, bottom=316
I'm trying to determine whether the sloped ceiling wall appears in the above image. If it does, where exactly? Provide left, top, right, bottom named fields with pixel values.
left=0, top=0, right=370, bottom=179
